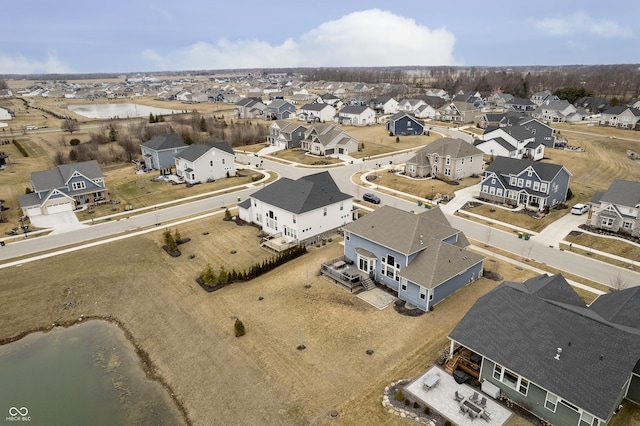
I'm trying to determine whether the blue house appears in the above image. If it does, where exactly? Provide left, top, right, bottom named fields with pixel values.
left=386, top=111, right=425, bottom=136
left=264, top=100, right=296, bottom=121
left=480, top=157, right=571, bottom=211
left=449, top=274, right=640, bottom=426
left=341, top=206, right=484, bottom=311
left=140, top=133, right=188, bottom=172
left=18, top=160, right=108, bottom=216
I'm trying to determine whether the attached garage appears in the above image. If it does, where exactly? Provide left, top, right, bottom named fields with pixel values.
left=25, top=206, right=42, bottom=217
left=46, top=201, right=73, bottom=214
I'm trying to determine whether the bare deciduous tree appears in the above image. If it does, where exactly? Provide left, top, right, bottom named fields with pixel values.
left=61, top=118, right=79, bottom=134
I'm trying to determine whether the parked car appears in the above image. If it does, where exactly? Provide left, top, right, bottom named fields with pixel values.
left=362, top=193, right=381, bottom=204
left=571, top=203, right=589, bottom=215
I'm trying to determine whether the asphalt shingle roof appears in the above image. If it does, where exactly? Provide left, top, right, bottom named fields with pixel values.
left=141, top=133, right=186, bottom=151
left=249, top=171, right=351, bottom=214
left=485, top=156, right=567, bottom=181
left=598, top=179, right=640, bottom=207
left=175, top=142, right=234, bottom=162
left=449, top=274, right=640, bottom=420
left=416, top=137, right=483, bottom=158
left=31, top=160, right=103, bottom=191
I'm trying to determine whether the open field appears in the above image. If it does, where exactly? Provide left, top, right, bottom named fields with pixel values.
left=5, top=213, right=619, bottom=426
left=268, top=148, right=343, bottom=166
left=562, top=232, right=640, bottom=268
left=346, top=124, right=438, bottom=158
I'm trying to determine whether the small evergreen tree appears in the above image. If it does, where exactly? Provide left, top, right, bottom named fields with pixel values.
left=199, top=264, right=217, bottom=286
left=173, top=228, right=181, bottom=244
left=224, top=208, right=232, bottom=220
left=218, top=265, right=228, bottom=285
left=163, top=229, right=177, bottom=252
left=149, top=113, right=156, bottom=123
left=108, top=125, right=118, bottom=141
left=199, top=116, right=207, bottom=132
left=234, top=318, right=246, bottom=337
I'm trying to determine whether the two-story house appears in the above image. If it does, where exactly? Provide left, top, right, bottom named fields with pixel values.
left=386, top=112, right=425, bottom=136
left=587, top=179, right=640, bottom=237
left=436, top=101, right=482, bottom=124
left=298, top=103, right=336, bottom=123
left=263, top=100, right=296, bottom=121
left=341, top=206, right=484, bottom=312
left=300, top=124, right=358, bottom=157
left=480, top=157, right=571, bottom=211
left=266, top=121, right=307, bottom=149
left=370, top=96, right=399, bottom=115
left=448, top=274, right=640, bottom=426
left=19, top=160, right=109, bottom=216
left=234, top=97, right=266, bottom=119
left=336, top=105, right=376, bottom=126
left=238, top=171, right=354, bottom=244
left=405, top=138, right=484, bottom=180
left=140, top=133, right=188, bottom=172
left=599, top=106, right=640, bottom=130
left=174, top=142, right=235, bottom=184
left=476, top=126, right=545, bottom=160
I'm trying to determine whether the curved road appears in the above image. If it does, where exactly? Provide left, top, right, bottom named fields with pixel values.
left=2, top=127, right=638, bottom=288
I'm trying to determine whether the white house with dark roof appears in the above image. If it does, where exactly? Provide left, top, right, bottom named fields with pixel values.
left=238, top=171, right=354, bottom=243
left=298, top=103, right=336, bottom=123
left=335, top=105, right=375, bottom=126
left=599, top=106, right=640, bottom=130
left=174, top=142, right=235, bottom=184
left=448, top=274, right=640, bottom=426
left=405, top=137, right=484, bottom=180
left=587, top=179, right=640, bottom=237
left=140, top=133, right=188, bottom=171
left=18, top=160, right=108, bottom=216
left=480, top=157, right=571, bottom=211
left=476, top=126, right=545, bottom=160
left=340, top=206, right=484, bottom=311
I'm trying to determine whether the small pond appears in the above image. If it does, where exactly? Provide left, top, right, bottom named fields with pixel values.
left=67, top=103, right=188, bottom=119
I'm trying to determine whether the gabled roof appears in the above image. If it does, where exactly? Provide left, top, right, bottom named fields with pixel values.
left=590, top=286, right=640, bottom=330
left=400, top=237, right=484, bottom=289
left=388, top=111, right=424, bottom=125
left=300, top=103, right=332, bottom=112
left=449, top=274, right=640, bottom=420
left=485, top=156, right=569, bottom=181
left=31, top=160, right=104, bottom=192
left=474, top=136, right=516, bottom=152
left=249, top=171, right=351, bottom=214
left=417, top=137, right=483, bottom=158
left=141, top=133, right=187, bottom=151
left=342, top=205, right=463, bottom=255
left=175, top=142, right=234, bottom=162
left=598, top=179, right=640, bottom=208
left=339, top=105, right=372, bottom=115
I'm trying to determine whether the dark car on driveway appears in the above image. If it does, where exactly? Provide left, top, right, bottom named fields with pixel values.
left=362, top=193, right=381, bottom=204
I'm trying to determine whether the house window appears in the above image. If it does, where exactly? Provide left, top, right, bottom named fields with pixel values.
left=544, top=393, right=558, bottom=412
left=401, top=283, right=407, bottom=291
left=493, top=364, right=502, bottom=380
left=517, top=178, right=524, bottom=187
left=496, top=188, right=503, bottom=197
left=518, top=378, right=529, bottom=395
left=622, top=221, right=633, bottom=230
left=470, top=156, right=473, bottom=162
left=533, top=182, right=540, bottom=191
left=510, top=177, right=516, bottom=186
left=419, top=287, right=426, bottom=300
left=340, top=202, right=344, bottom=211
left=323, top=207, right=327, bottom=216
left=444, top=168, right=451, bottom=176
left=579, top=411, right=597, bottom=426
left=256, top=213, right=262, bottom=223
left=358, top=257, right=369, bottom=272
left=527, top=170, right=533, bottom=177
left=503, top=369, right=518, bottom=390
left=491, top=178, right=496, bottom=184
left=540, top=183, right=548, bottom=192
left=292, top=214, right=296, bottom=224
left=482, top=185, right=489, bottom=193
left=461, top=158, right=464, bottom=164
left=445, top=156, right=451, bottom=165
left=601, top=217, right=614, bottom=227
left=72, top=181, right=86, bottom=191
left=222, top=159, right=225, bottom=164
left=210, top=160, right=214, bottom=166
left=525, top=180, right=532, bottom=188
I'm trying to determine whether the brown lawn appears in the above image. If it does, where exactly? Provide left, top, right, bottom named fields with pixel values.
left=0, top=214, right=576, bottom=426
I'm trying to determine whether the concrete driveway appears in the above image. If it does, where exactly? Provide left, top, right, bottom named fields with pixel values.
left=534, top=209, right=588, bottom=248
left=29, top=211, right=87, bottom=234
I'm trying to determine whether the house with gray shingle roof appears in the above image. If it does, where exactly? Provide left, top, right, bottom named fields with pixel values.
left=298, top=103, right=336, bottom=123
left=480, top=157, right=571, bottom=211
left=263, top=100, right=296, bottom=121
left=448, top=274, right=640, bottom=426
left=266, top=120, right=307, bottom=149
left=336, top=105, right=376, bottom=126
left=140, top=133, right=188, bottom=172
left=18, top=160, right=108, bottom=216
left=386, top=112, right=425, bottom=136
left=406, top=137, right=484, bottom=180
left=588, top=179, right=640, bottom=237
left=341, top=205, right=484, bottom=311
left=476, top=126, right=545, bottom=160
left=301, top=124, right=358, bottom=157
left=238, top=171, right=354, bottom=243
left=174, top=142, right=235, bottom=184
left=599, top=106, right=640, bottom=130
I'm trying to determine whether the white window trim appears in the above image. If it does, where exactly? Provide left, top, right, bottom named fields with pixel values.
left=545, top=392, right=558, bottom=412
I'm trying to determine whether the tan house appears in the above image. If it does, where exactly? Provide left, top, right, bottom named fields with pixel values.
left=405, top=138, right=484, bottom=180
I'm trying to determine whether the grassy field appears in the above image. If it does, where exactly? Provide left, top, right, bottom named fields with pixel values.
left=460, top=203, right=567, bottom=233
left=3, top=212, right=603, bottom=426
left=562, top=232, right=640, bottom=267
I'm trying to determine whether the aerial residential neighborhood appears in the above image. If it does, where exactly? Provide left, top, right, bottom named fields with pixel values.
left=1, top=62, right=639, bottom=426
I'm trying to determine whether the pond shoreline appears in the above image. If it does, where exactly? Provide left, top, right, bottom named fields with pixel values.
left=0, top=315, right=192, bottom=426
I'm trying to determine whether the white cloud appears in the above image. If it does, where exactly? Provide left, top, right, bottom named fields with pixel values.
left=0, top=52, right=71, bottom=74
left=142, top=9, right=458, bottom=70
left=531, top=12, right=634, bottom=38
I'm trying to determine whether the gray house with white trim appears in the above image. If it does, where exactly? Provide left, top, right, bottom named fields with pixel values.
left=480, top=157, right=571, bottom=211
left=19, top=160, right=108, bottom=216
left=140, top=133, right=188, bottom=172
left=588, top=179, right=640, bottom=237
left=342, top=206, right=484, bottom=312
left=449, top=274, right=640, bottom=426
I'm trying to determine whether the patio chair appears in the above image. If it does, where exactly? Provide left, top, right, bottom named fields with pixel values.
left=481, top=411, right=491, bottom=422
left=468, top=410, right=477, bottom=420
left=479, top=396, right=487, bottom=407
left=470, top=391, right=479, bottom=402
left=454, top=390, right=464, bottom=402
left=460, top=405, right=469, bottom=414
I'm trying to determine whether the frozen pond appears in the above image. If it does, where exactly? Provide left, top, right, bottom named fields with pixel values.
left=0, top=320, right=185, bottom=425
left=68, top=103, right=188, bottom=119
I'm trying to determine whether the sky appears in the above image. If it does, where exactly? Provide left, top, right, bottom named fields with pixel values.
left=2, top=1, right=638, bottom=75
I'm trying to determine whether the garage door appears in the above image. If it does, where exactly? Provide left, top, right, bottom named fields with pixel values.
left=46, top=201, right=73, bottom=214
left=26, top=206, right=42, bottom=217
